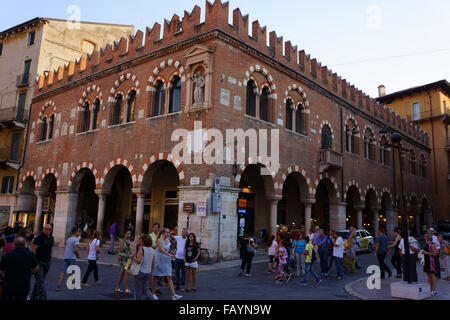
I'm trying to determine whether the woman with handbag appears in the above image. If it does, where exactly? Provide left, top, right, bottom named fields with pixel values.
left=81, top=231, right=101, bottom=287
left=151, top=228, right=182, bottom=300
left=114, top=230, right=132, bottom=295
left=131, top=234, right=158, bottom=300
left=421, top=232, right=439, bottom=295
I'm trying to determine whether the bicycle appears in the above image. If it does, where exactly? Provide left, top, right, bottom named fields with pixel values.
left=198, top=243, right=210, bottom=265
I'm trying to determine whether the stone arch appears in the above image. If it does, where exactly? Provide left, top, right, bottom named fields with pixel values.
left=234, top=161, right=280, bottom=196
left=147, top=59, right=185, bottom=89
left=78, top=84, right=103, bottom=111
left=319, top=120, right=336, bottom=147
left=137, top=152, right=185, bottom=187
left=279, top=166, right=314, bottom=199
left=345, top=180, right=363, bottom=202
left=312, top=173, right=340, bottom=201
left=38, top=100, right=56, bottom=119
left=68, top=162, right=100, bottom=190
left=109, top=73, right=141, bottom=99
left=100, top=158, right=137, bottom=192
left=243, top=64, right=277, bottom=94
left=19, top=171, right=38, bottom=192
left=38, top=168, right=60, bottom=189
left=283, top=84, right=310, bottom=110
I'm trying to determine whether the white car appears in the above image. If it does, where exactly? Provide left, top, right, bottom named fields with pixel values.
left=338, top=230, right=375, bottom=253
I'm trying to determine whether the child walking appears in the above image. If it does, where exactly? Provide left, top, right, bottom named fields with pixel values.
left=275, top=241, right=288, bottom=284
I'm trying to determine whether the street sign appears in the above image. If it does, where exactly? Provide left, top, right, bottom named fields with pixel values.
left=238, top=208, right=246, bottom=214
left=183, top=203, right=195, bottom=214
left=214, top=177, right=221, bottom=193
left=238, top=199, right=247, bottom=208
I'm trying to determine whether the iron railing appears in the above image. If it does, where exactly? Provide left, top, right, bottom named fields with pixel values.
left=16, top=73, right=30, bottom=87
left=0, top=106, right=28, bottom=122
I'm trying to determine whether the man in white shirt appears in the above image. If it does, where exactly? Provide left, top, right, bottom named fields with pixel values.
left=398, top=231, right=419, bottom=283
left=331, top=230, right=344, bottom=280
left=174, top=228, right=188, bottom=290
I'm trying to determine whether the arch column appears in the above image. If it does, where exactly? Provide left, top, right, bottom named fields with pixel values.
left=386, top=208, right=398, bottom=240
left=53, top=191, right=78, bottom=246
left=372, top=206, right=381, bottom=237
left=355, top=205, right=364, bottom=230
left=33, top=191, right=46, bottom=234
left=95, top=189, right=108, bottom=240
left=302, top=199, right=316, bottom=234
left=267, top=195, right=282, bottom=237
left=330, top=202, right=347, bottom=231
left=132, top=188, right=146, bottom=240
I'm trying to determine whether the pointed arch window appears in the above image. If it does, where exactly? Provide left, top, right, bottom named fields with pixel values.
left=40, top=117, right=48, bottom=141
left=112, top=94, right=123, bottom=125
left=153, top=81, right=165, bottom=117
left=260, top=87, right=270, bottom=122
left=169, top=76, right=181, bottom=113
left=246, top=80, right=256, bottom=117
left=126, top=90, right=136, bottom=123
left=92, top=99, right=100, bottom=130
left=48, top=114, right=54, bottom=140
left=345, top=126, right=351, bottom=152
left=286, top=100, right=293, bottom=130
left=321, top=125, right=332, bottom=150
left=82, top=102, right=91, bottom=132
left=296, top=105, right=304, bottom=135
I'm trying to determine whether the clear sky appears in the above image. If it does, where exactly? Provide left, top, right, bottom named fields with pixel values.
left=2, top=0, right=449, bottom=97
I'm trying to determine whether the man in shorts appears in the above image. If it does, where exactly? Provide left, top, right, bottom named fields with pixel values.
left=56, top=227, right=81, bottom=291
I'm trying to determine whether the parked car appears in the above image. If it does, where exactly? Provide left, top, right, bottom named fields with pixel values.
left=338, top=230, right=375, bottom=253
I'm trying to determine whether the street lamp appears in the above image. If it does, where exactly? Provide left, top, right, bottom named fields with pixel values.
left=380, top=129, right=412, bottom=284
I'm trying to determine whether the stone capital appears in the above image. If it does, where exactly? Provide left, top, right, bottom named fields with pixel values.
left=132, top=188, right=147, bottom=198
left=94, top=189, right=109, bottom=197
left=266, top=194, right=282, bottom=202
left=301, top=199, right=316, bottom=205
left=354, top=205, right=365, bottom=211
left=34, top=191, right=48, bottom=198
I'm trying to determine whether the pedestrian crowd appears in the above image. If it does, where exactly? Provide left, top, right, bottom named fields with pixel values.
left=238, top=224, right=450, bottom=295
left=0, top=219, right=204, bottom=301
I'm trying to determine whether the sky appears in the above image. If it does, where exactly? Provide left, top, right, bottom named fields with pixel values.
left=1, top=0, right=449, bottom=98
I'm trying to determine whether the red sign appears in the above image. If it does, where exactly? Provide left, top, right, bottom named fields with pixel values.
left=238, top=199, right=247, bottom=208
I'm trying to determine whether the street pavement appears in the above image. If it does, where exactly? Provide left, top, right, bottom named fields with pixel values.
left=34, top=251, right=380, bottom=300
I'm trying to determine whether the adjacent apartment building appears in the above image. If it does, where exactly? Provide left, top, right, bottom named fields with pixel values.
left=0, top=17, right=134, bottom=225
left=377, top=80, right=450, bottom=225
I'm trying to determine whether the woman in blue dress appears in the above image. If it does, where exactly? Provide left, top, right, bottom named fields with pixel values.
left=151, top=228, right=183, bottom=300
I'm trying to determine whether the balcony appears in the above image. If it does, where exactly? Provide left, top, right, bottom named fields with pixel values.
left=0, top=106, right=28, bottom=126
left=318, top=149, right=343, bottom=173
left=0, top=147, right=20, bottom=170
left=16, top=73, right=30, bottom=88
left=407, top=107, right=450, bottom=122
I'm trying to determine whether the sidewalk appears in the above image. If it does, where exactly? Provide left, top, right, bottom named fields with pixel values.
left=345, top=272, right=450, bottom=300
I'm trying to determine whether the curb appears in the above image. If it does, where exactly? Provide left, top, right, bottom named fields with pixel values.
left=344, top=277, right=370, bottom=300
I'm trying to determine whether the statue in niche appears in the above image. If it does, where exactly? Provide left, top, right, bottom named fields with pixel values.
left=193, top=72, right=205, bottom=106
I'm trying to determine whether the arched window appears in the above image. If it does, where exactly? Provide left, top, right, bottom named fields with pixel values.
left=92, top=99, right=100, bottom=130
left=169, top=76, right=181, bottom=113
left=40, top=117, right=48, bottom=141
left=153, top=81, right=165, bottom=117
left=345, top=126, right=351, bottom=152
left=259, top=87, right=270, bottom=122
left=112, top=94, right=123, bottom=125
left=296, top=105, right=304, bottom=135
left=364, top=135, right=369, bottom=159
left=126, top=90, right=136, bottom=123
left=420, top=155, right=427, bottom=178
left=48, top=114, right=54, bottom=140
left=82, top=102, right=91, bottom=132
left=409, top=151, right=417, bottom=175
left=246, top=80, right=256, bottom=117
left=351, top=128, right=359, bottom=154
left=285, top=100, right=293, bottom=130
left=321, top=125, right=332, bottom=150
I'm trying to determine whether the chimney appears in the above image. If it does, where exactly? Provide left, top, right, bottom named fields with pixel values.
left=378, top=85, right=386, bottom=97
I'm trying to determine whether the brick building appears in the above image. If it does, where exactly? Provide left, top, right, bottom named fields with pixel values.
left=20, top=1, right=432, bottom=260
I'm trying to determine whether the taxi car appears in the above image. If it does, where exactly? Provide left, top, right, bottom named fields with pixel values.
left=338, top=229, right=375, bottom=253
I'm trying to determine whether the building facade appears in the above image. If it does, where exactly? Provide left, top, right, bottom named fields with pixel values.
left=0, top=18, right=134, bottom=226
left=21, top=1, right=432, bottom=259
left=377, top=81, right=450, bottom=225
